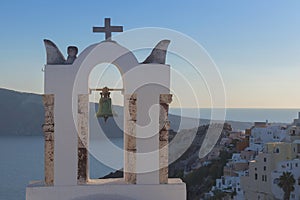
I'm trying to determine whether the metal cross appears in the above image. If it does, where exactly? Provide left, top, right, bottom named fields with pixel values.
left=93, top=18, right=123, bottom=40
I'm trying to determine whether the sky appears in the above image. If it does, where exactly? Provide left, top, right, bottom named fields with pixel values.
left=0, top=0, right=300, bottom=108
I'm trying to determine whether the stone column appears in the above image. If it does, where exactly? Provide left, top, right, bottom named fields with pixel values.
left=159, top=94, right=172, bottom=184
left=124, top=94, right=137, bottom=184
left=77, top=94, right=89, bottom=184
left=42, top=94, right=55, bottom=186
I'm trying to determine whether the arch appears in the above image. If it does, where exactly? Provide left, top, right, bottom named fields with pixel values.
left=72, top=41, right=139, bottom=96
left=72, top=41, right=139, bottom=183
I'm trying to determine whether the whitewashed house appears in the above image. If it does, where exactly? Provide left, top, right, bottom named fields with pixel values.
left=272, top=159, right=300, bottom=200
left=247, top=122, right=288, bottom=152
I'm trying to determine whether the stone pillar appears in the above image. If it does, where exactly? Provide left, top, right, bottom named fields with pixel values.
left=77, top=94, right=89, bottom=183
left=159, top=94, right=172, bottom=184
left=42, top=94, right=55, bottom=186
left=124, top=94, right=137, bottom=184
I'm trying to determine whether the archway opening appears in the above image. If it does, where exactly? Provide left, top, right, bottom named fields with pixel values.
left=88, top=63, right=124, bottom=179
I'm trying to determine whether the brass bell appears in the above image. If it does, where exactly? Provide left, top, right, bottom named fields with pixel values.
left=96, top=87, right=113, bottom=122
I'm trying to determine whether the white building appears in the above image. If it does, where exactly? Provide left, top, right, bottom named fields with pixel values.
left=212, top=174, right=244, bottom=200
left=286, top=113, right=300, bottom=143
left=241, top=142, right=298, bottom=200
left=271, top=159, right=300, bottom=200
left=247, top=122, right=288, bottom=152
left=211, top=154, right=246, bottom=199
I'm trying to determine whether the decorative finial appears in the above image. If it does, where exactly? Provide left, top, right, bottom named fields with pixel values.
left=43, top=39, right=78, bottom=65
left=142, top=40, right=171, bottom=64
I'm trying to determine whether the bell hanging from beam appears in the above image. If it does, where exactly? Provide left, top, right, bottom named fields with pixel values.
left=96, top=87, right=114, bottom=122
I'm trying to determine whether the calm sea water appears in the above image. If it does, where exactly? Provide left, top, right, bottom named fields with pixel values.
left=170, top=108, right=300, bottom=123
left=0, top=136, right=123, bottom=200
left=1, top=109, right=300, bottom=200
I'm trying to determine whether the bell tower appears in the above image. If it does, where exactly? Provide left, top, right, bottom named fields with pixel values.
left=26, top=18, right=186, bottom=200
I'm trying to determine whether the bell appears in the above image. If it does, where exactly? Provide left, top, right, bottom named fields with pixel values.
left=96, top=87, right=113, bottom=122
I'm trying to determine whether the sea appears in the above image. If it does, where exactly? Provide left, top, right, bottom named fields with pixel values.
left=1, top=108, right=300, bottom=200
left=169, top=108, right=300, bottom=123
left=0, top=136, right=123, bottom=200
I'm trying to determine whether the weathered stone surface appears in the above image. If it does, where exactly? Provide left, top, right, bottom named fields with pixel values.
left=44, top=108, right=54, bottom=125
left=44, top=131, right=54, bottom=141
left=160, top=142, right=169, bottom=163
left=159, top=94, right=172, bottom=184
left=77, top=94, right=89, bottom=183
left=128, top=94, right=137, bottom=121
left=124, top=94, right=137, bottom=184
left=42, top=94, right=54, bottom=106
left=160, top=94, right=172, bottom=104
left=159, top=140, right=168, bottom=149
left=78, top=148, right=88, bottom=184
left=43, top=124, right=54, bottom=133
left=125, top=120, right=136, bottom=137
left=124, top=150, right=136, bottom=184
left=142, top=40, right=170, bottom=64
left=159, top=167, right=168, bottom=184
left=125, top=135, right=136, bottom=151
left=44, top=116, right=54, bottom=125
left=78, top=94, right=89, bottom=148
left=164, top=120, right=171, bottom=131
left=78, top=113, right=88, bottom=148
left=159, top=104, right=167, bottom=130
left=78, top=94, right=88, bottom=113
left=44, top=140, right=54, bottom=185
left=160, top=142, right=169, bottom=184
left=159, top=130, right=168, bottom=142
left=42, top=94, right=54, bottom=186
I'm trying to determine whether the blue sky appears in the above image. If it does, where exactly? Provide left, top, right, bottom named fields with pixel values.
left=0, top=0, right=300, bottom=108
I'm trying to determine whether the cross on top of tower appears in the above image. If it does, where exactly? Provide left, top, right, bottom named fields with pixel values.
left=93, top=18, right=123, bottom=41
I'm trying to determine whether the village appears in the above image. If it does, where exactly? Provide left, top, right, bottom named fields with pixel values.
left=184, top=114, right=300, bottom=199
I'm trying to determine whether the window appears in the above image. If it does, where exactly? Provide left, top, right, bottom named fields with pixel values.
left=264, top=158, right=267, bottom=162
left=255, top=167, right=257, bottom=171
left=264, top=166, right=266, bottom=171
left=261, top=175, right=267, bottom=182
left=296, top=163, right=298, bottom=167
left=276, top=148, right=279, bottom=153
left=255, top=173, right=258, bottom=180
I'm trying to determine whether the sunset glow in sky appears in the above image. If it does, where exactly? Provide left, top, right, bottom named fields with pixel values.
left=0, top=0, right=300, bottom=108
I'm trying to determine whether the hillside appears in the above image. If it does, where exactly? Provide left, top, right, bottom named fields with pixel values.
left=0, top=88, right=44, bottom=135
left=0, top=88, right=253, bottom=136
